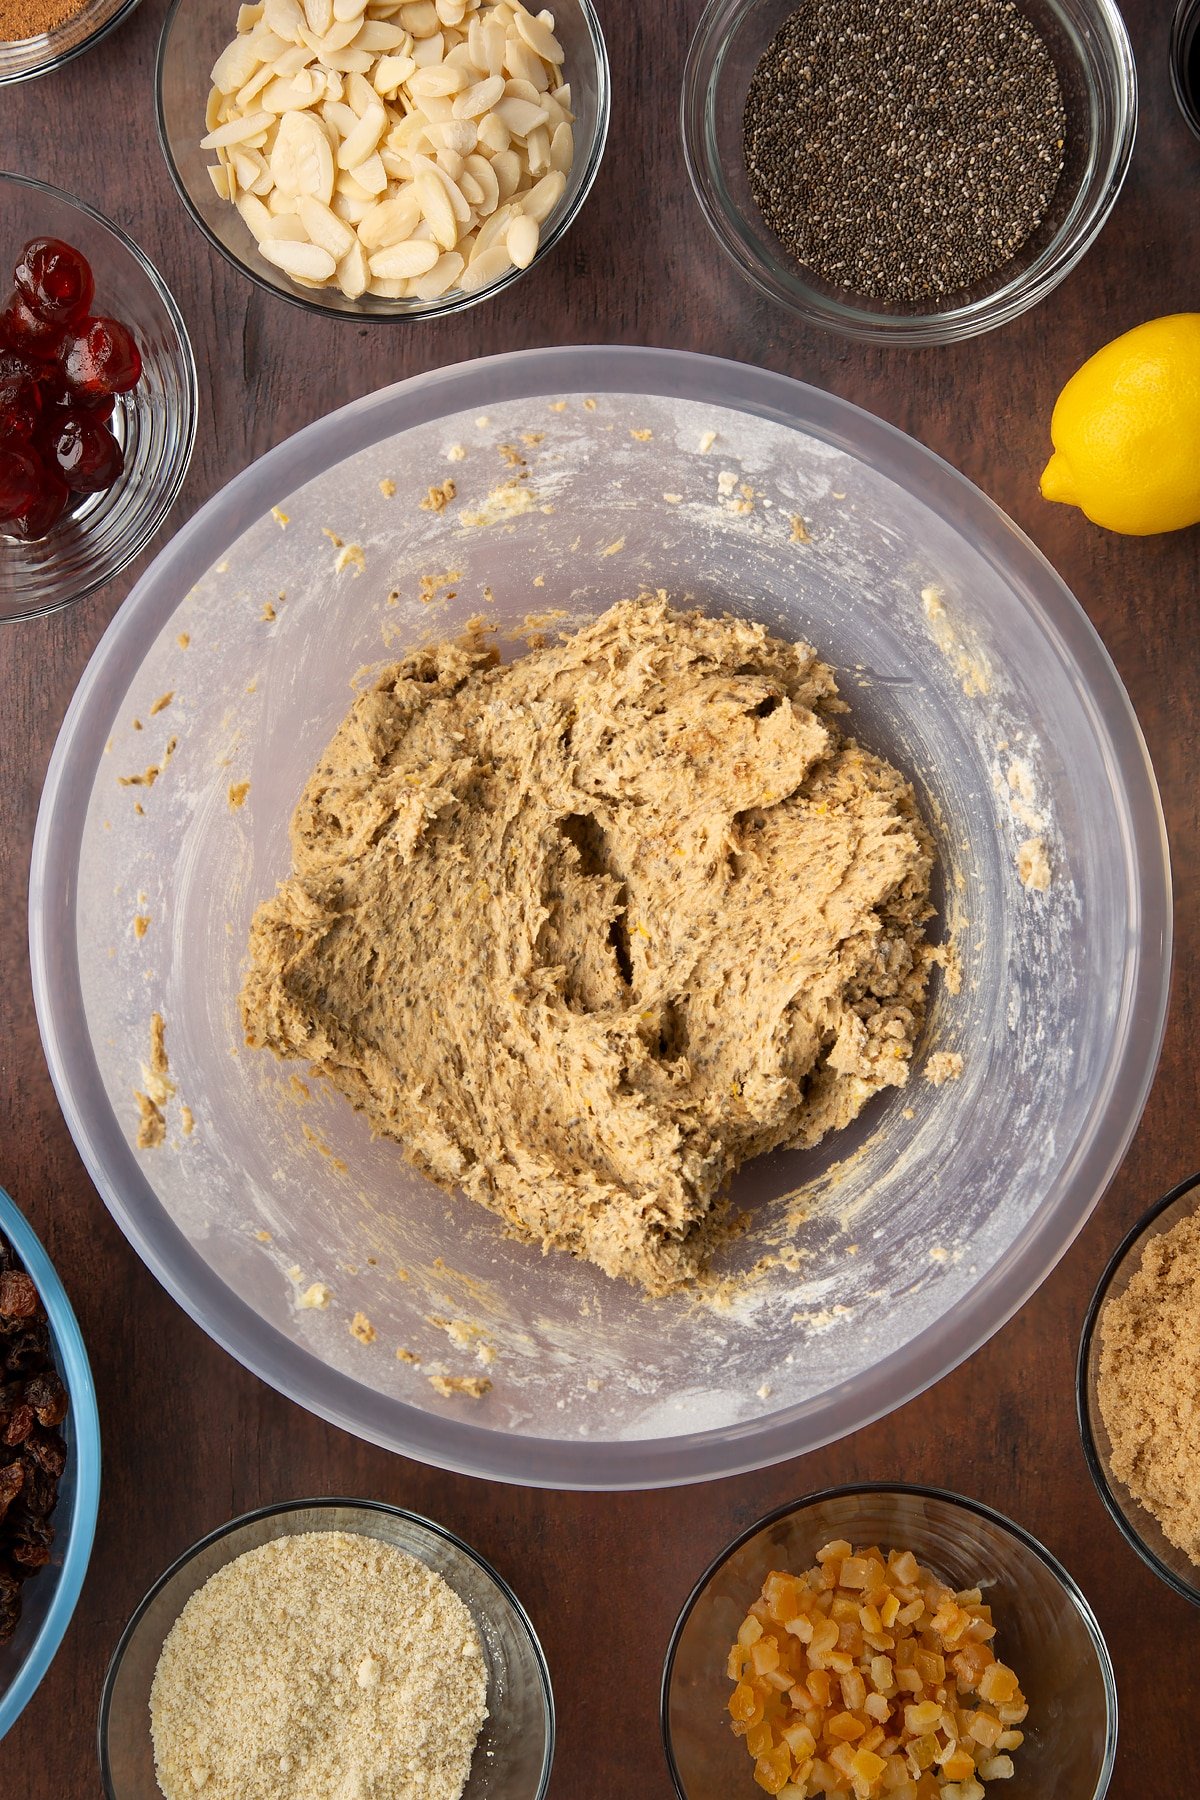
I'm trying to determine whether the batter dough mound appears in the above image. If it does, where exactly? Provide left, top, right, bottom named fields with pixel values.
left=241, top=595, right=937, bottom=1295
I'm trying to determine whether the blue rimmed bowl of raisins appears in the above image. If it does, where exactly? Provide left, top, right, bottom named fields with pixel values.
left=0, top=172, right=197, bottom=623
left=0, top=1182, right=100, bottom=1741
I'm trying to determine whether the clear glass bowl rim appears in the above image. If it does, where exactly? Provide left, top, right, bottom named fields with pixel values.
left=96, top=1494, right=556, bottom=1799
left=659, top=1480, right=1119, bottom=1800
left=0, top=1183, right=102, bottom=1742
left=0, top=169, right=199, bottom=623
left=29, top=344, right=1172, bottom=1491
left=0, top=0, right=144, bottom=89
left=153, top=0, right=611, bottom=323
left=1076, top=1169, right=1200, bottom=1609
left=679, top=0, right=1139, bottom=345
left=1170, top=0, right=1200, bottom=140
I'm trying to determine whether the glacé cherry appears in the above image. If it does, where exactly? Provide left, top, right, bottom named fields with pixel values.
left=42, top=412, right=124, bottom=493
left=0, top=292, right=64, bottom=357
left=0, top=448, right=42, bottom=524
left=14, top=239, right=95, bottom=328
left=59, top=317, right=142, bottom=399
left=7, top=470, right=69, bottom=541
left=1, top=237, right=140, bottom=542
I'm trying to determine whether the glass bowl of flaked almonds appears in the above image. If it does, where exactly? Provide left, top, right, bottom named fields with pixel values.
left=99, top=1496, right=554, bottom=1800
left=1078, top=1169, right=1200, bottom=1608
left=662, top=1485, right=1117, bottom=1800
left=155, top=0, right=609, bottom=320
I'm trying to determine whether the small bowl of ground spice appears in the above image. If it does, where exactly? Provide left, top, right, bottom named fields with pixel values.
left=99, top=1497, right=555, bottom=1800
left=0, top=0, right=140, bottom=88
left=681, top=0, right=1137, bottom=344
left=1078, top=1170, right=1200, bottom=1607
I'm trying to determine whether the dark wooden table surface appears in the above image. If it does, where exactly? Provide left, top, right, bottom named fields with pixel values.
left=3, top=0, right=1198, bottom=1792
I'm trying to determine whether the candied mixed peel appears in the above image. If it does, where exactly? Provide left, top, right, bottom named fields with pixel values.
left=727, top=1542, right=1027, bottom=1799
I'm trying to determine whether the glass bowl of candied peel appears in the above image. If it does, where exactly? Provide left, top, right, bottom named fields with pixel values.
left=662, top=1484, right=1117, bottom=1800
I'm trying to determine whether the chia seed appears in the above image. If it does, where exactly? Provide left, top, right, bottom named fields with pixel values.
left=742, top=0, right=1067, bottom=304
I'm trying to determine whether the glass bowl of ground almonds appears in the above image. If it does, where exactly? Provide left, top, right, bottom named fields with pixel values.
left=1079, top=1171, right=1200, bottom=1607
left=99, top=1497, right=555, bottom=1800
left=662, top=1485, right=1118, bottom=1800
left=681, top=0, right=1137, bottom=344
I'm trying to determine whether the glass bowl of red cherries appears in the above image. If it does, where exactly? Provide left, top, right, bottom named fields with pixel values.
left=1, top=173, right=196, bottom=623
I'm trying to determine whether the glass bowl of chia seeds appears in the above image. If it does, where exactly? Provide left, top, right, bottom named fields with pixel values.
left=681, top=0, right=1137, bottom=344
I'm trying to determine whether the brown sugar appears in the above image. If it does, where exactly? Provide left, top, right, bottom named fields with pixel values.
left=1096, top=1210, right=1200, bottom=1565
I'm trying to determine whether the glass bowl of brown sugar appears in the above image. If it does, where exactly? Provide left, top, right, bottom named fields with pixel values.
left=1078, top=1170, right=1200, bottom=1607
left=0, top=0, right=143, bottom=88
left=681, top=0, right=1137, bottom=344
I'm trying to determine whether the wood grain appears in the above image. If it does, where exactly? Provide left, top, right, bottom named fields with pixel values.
left=2, top=1, right=1198, bottom=1793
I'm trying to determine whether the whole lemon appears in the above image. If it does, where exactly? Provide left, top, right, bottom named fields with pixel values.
left=1040, top=313, right=1200, bottom=535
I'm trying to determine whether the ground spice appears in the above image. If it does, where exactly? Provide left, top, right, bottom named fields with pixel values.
left=1096, top=1211, right=1200, bottom=1566
left=742, top=0, right=1067, bottom=303
left=0, top=0, right=88, bottom=44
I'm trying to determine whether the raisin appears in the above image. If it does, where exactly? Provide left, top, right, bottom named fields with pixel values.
left=9, top=1518, right=53, bottom=1569
left=15, top=1457, right=56, bottom=1518
left=0, top=1462, right=24, bottom=1526
left=22, top=1370, right=67, bottom=1428
left=0, top=1233, right=66, bottom=1627
left=0, top=1571, right=20, bottom=1645
left=0, top=1272, right=39, bottom=1323
left=23, top=1430, right=66, bottom=1479
left=1, top=1406, right=33, bottom=1448
left=3, top=1322, right=51, bottom=1373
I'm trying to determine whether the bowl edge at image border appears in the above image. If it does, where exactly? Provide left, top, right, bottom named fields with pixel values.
left=96, top=1495, right=555, bottom=1800
left=0, top=1185, right=101, bottom=1741
left=1076, top=1170, right=1200, bottom=1608
left=658, top=1481, right=1118, bottom=1800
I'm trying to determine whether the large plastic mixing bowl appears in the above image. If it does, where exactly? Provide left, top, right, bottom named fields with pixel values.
left=29, top=348, right=1170, bottom=1490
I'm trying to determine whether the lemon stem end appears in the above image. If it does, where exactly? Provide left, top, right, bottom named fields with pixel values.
left=1039, top=451, right=1077, bottom=507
